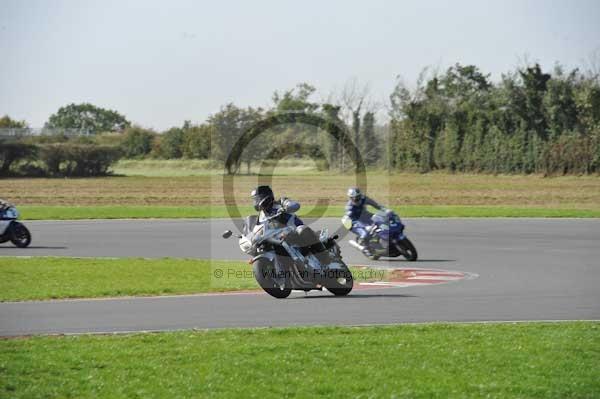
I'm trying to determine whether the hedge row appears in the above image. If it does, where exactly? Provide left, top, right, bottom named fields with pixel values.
left=0, top=142, right=121, bottom=177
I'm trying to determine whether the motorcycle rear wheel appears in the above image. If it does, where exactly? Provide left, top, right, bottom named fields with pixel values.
left=252, top=258, right=292, bottom=299
left=397, top=238, right=417, bottom=261
left=10, top=222, right=31, bottom=248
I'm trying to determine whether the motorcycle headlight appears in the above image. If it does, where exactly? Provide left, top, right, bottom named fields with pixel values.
left=239, top=237, right=252, bottom=254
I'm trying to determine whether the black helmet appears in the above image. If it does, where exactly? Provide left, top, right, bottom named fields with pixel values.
left=251, top=185, right=274, bottom=212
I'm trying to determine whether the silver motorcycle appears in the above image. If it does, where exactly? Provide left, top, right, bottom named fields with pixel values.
left=0, top=205, right=32, bottom=248
left=223, top=212, right=353, bottom=299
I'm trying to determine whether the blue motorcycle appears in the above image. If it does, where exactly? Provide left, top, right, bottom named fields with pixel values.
left=343, top=210, right=418, bottom=261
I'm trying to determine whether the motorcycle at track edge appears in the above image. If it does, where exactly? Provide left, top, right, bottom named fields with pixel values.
left=0, top=205, right=32, bottom=248
left=342, top=209, right=418, bottom=261
left=222, top=212, right=353, bottom=299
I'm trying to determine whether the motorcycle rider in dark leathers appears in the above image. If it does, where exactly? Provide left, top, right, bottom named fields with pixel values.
left=345, top=187, right=386, bottom=255
left=251, top=185, right=330, bottom=264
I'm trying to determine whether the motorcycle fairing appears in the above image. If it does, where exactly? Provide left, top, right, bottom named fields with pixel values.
left=0, top=220, right=11, bottom=235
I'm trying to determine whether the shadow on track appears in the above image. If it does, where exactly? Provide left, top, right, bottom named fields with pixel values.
left=290, top=293, right=418, bottom=300
left=371, top=258, right=456, bottom=263
left=0, top=246, right=68, bottom=250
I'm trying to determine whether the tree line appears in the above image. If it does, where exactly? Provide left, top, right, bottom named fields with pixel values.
left=1, top=61, right=599, bottom=176
left=0, top=83, right=381, bottom=176
left=388, top=64, right=600, bottom=174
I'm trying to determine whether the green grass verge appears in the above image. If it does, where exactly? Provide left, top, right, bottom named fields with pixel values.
left=19, top=204, right=600, bottom=220
left=0, top=257, right=385, bottom=301
left=1, top=322, right=598, bottom=398
left=20, top=205, right=215, bottom=220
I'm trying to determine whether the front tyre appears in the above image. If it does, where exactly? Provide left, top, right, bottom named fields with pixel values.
left=326, top=265, right=354, bottom=296
left=252, top=258, right=291, bottom=299
left=10, top=222, right=31, bottom=248
left=397, top=238, right=417, bottom=261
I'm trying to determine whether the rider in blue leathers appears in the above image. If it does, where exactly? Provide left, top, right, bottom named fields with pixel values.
left=345, top=187, right=386, bottom=254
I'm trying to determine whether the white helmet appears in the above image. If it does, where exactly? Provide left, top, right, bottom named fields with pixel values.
left=347, top=187, right=363, bottom=201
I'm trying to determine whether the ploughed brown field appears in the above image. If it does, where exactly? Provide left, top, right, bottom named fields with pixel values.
left=4, top=173, right=600, bottom=209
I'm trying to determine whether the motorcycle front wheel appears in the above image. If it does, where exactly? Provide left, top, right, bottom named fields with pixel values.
left=10, top=222, right=31, bottom=248
left=397, top=238, right=418, bottom=261
left=325, top=265, right=354, bottom=296
left=252, top=258, right=292, bottom=299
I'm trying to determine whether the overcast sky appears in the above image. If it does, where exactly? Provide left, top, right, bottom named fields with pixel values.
left=1, top=0, right=599, bottom=129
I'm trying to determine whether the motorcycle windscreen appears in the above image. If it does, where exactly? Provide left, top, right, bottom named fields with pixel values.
left=243, top=215, right=258, bottom=235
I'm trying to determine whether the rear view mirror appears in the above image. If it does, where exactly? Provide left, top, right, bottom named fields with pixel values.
left=222, top=230, right=233, bottom=239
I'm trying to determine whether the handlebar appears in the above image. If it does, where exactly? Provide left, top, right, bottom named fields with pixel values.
left=262, top=209, right=285, bottom=222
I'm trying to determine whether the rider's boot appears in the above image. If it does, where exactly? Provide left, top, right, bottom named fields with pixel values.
left=358, top=236, right=372, bottom=257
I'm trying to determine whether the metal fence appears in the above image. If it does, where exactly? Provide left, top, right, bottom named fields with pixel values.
left=0, top=128, right=92, bottom=140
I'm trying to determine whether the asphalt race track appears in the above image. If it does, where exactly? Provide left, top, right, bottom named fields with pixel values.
left=1, top=218, right=599, bottom=336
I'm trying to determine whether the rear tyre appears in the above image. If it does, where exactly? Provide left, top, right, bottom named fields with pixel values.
left=252, top=258, right=291, bottom=299
left=10, top=223, right=31, bottom=248
left=397, top=238, right=417, bottom=261
left=326, top=265, right=354, bottom=296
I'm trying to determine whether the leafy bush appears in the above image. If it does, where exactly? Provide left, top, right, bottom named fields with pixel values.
left=38, top=144, right=122, bottom=176
left=38, top=144, right=65, bottom=175
left=182, top=125, right=212, bottom=159
left=0, top=115, right=27, bottom=128
left=152, top=128, right=185, bottom=159
left=540, top=132, right=600, bottom=175
left=23, top=134, right=70, bottom=144
left=14, top=163, right=46, bottom=177
left=92, top=132, right=126, bottom=146
left=121, top=126, right=156, bottom=158
left=46, top=103, right=130, bottom=134
left=0, top=142, right=38, bottom=176
left=388, top=63, right=600, bottom=174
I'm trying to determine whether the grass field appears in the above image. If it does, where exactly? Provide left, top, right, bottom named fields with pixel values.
left=16, top=204, right=600, bottom=220
left=111, top=158, right=321, bottom=176
left=3, top=172, right=600, bottom=219
left=1, top=322, right=598, bottom=398
left=0, top=257, right=385, bottom=301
